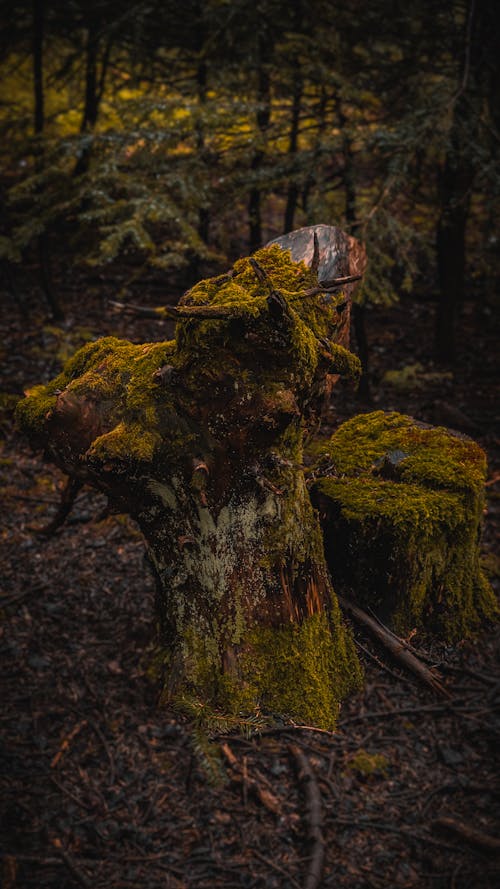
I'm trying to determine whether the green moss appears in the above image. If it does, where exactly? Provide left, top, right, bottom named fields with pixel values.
left=311, top=411, right=497, bottom=641
left=169, top=609, right=362, bottom=731
left=348, top=749, right=389, bottom=776
left=16, top=336, right=183, bottom=465
left=312, top=410, right=486, bottom=495
left=176, top=245, right=359, bottom=391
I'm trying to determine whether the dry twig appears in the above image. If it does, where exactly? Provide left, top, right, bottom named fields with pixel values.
left=434, top=816, right=500, bottom=852
left=220, top=743, right=280, bottom=815
left=289, top=744, right=325, bottom=889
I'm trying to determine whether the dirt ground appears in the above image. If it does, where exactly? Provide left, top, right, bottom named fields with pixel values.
left=1, top=267, right=499, bottom=888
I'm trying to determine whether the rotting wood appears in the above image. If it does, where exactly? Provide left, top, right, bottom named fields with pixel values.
left=17, top=225, right=366, bottom=728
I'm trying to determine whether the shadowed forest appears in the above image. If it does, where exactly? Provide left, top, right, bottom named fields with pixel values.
left=1, top=1, right=499, bottom=888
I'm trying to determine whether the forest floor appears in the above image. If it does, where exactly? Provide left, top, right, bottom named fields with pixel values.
left=1, top=265, right=499, bottom=889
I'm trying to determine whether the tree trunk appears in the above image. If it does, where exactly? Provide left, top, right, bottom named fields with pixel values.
left=18, top=226, right=365, bottom=728
left=73, top=18, right=111, bottom=177
left=248, top=49, right=271, bottom=252
left=33, top=0, right=65, bottom=321
left=435, top=0, right=486, bottom=363
left=435, top=130, right=472, bottom=363
left=284, top=63, right=303, bottom=233
left=338, top=99, right=371, bottom=401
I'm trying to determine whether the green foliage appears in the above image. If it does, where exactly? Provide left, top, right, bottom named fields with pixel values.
left=1, top=0, right=497, bottom=314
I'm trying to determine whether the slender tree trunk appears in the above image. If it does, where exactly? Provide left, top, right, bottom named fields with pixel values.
left=435, top=144, right=471, bottom=362
left=435, top=0, right=483, bottom=363
left=73, top=20, right=111, bottom=176
left=33, top=0, right=44, bottom=135
left=339, top=100, right=370, bottom=400
left=248, top=51, right=271, bottom=252
left=284, top=64, right=303, bottom=233
left=33, top=0, right=64, bottom=321
left=301, top=87, right=328, bottom=216
left=195, top=59, right=210, bottom=244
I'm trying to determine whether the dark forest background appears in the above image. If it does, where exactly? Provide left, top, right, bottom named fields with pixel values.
left=1, top=0, right=498, bottom=367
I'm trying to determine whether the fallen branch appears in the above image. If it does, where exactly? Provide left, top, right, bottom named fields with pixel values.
left=434, top=816, right=500, bottom=852
left=337, top=595, right=451, bottom=697
left=289, top=744, right=325, bottom=889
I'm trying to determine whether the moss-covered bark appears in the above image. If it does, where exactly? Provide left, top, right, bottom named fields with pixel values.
left=17, top=234, right=364, bottom=728
left=310, top=411, right=497, bottom=641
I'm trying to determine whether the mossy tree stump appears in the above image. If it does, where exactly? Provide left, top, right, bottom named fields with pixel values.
left=17, top=226, right=365, bottom=728
left=310, top=411, right=497, bottom=641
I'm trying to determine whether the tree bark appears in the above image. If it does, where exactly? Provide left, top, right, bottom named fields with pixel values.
left=73, top=16, right=112, bottom=176
left=18, top=226, right=365, bottom=728
left=338, top=99, right=371, bottom=401
left=248, top=41, right=272, bottom=252
left=33, top=0, right=64, bottom=321
left=284, top=64, right=303, bottom=233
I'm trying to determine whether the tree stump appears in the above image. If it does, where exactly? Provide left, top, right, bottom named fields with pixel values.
left=17, top=226, right=365, bottom=728
left=310, top=411, right=497, bottom=641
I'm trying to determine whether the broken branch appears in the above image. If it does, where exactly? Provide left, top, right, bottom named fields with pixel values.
left=337, top=595, right=451, bottom=697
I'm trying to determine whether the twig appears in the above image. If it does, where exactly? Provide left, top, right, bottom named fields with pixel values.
left=1, top=582, right=49, bottom=609
left=51, top=719, right=88, bottom=768
left=339, top=702, right=454, bottom=726
left=109, top=299, right=244, bottom=320
left=220, top=743, right=280, bottom=814
left=289, top=744, right=325, bottom=889
left=434, top=816, right=500, bottom=852
left=330, top=816, right=461, bottom=853
left=49, top=775, right=94, bottom=812
left=253, top=850, right=302, bottom=889
left=55, top=847, right=92, bottom=888
left=337, top=595, right=451, bottom=697
left=250, top=723, right=338, bottom=739
left=355, top=639, right=414, bottom=686
left=365, top=605, right=437, bottom=666
left=110, top=273, right=362, bottom=323
left=441, top=663, right=498, bottom=687
left=66, top=704, right=116, bottom=785
left=249, top=257, right=274, bottom=293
